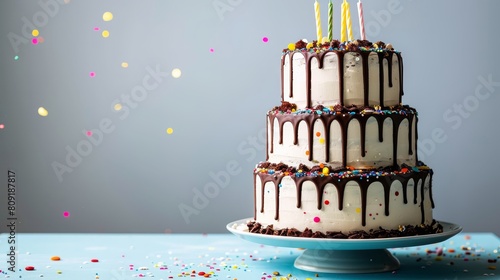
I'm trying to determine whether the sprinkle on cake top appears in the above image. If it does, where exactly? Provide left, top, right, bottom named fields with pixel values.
left=283, top=39, right=397, bottom=54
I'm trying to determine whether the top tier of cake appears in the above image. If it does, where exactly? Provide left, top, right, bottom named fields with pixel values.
left=281, top=40, right=402, bottom=108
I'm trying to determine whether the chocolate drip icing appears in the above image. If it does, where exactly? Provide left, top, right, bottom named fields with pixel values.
left=281, top=50, right=403, bottom=108
left=256, top=173, right=284, bottom=220
left=360, top=52, right=371, bottom=106
left=397, top=53, right=404, bottom=100
left=267, top=110, right=417, bottom=167
left=336, top=51, right=346, bottom=105
left=255, top=169, right=433, bottom=227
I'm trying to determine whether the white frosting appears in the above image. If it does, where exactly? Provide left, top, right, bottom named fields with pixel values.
left=282, top=51, right=401, bottom=108
left=255, top=174, right=433, bottom=232
left=267, top=113, right=417, bottom=169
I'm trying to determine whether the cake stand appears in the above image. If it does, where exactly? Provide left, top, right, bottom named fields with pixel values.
left=227, top=218, right=462, bottom=274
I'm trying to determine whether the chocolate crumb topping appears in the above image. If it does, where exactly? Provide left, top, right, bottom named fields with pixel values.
left=295, top=40, right=307, bottom=50
left=272, top=101, right=297, bottom=112
left=246, top=220, right=443, bottom=239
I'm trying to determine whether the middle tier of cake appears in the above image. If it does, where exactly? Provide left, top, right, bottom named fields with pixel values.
left=266, top=104, right=418, bottom=170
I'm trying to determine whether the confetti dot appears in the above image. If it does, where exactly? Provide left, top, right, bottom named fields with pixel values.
left=171, top=68, right=182, bottom=78
left=25, top=266, right=35, bottom=271
left=86, top=131, right=93, bottom=136
left=89, top=72, right=96, bottom=77
left=305, top=150, right=310, bottom=156
left=38, top=107, right=48, bottom=117
left=0, top=124, right=4, bottom=129
left=32, top=38, right=38, bottom=45
left=102, top=12, right=113, bottom=21
left=121, top=62, right=129, bottom=68
left=14, top=55, right=19, bottom=60
left=37, top=36, right=45, bottom=43
left=262, top=37, right=269, bottom=43
left=63, top=211, right=70, bottom=218
left=395, top=191, right=399, bottom=196
left=114, top=103, right=122, bottom=111
left=355, top=208, right=361, bottom=213
left=90, top=259, right=99, bottom=263
left=32, top=29, right=39, bottom=37
left=166, top=128, right=174, bottom=135
left=94, top=27, right=100, bottom=31
left=324, top=200, right=330, bottom=205
left=313, top=217, right=320, bottom=223
left=319, top=138, right=325, bottom=144
left=315, top=131, right=321, bottom=137
left=102, top=30, right=109, bottom=38
left=209, top=48, right=215, bottom=53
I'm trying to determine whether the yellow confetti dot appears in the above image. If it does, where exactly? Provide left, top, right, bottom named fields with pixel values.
left=102, top=12, right=113, bottom=21
left=355, top=208, right=361, bottom=214
left=101, top=30, right=109, bottom=38
left=38, top=107, right=48, bottom=117
left=166, top=128, right=174, bottom=134
left=113, top=103, right=122, bottom=111
left=32, top=29, right=39, bottom=37
left=121, top=62, right=128, bottom=68
left=287, top=43, right=296, bottom=51
left=319, top=138, right=325, bottom=144
left=171, top=68, right=182, bottom=78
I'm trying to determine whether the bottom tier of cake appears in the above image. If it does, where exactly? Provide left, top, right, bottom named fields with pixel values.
left=252, top=162, right=441, bottom=238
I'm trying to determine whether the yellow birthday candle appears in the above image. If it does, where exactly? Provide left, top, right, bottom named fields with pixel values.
left=314, top=0, right=323, bottom=44
left=341, top=0, right=347, bottom=42
left=346, top=0, right=354, bottom=41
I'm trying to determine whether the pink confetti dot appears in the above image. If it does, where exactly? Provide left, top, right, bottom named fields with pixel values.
left=0, top=124, right=4, bottom=129
left=63, top=211, right=70, bottom=218
left=262, top=37, right=269, bottom=43
left=86, top=131, right=93, bottom=136
left=32, top=38, right=38, bottom=45
left=313, top=216, right=320, bottom=223
left=209, top=48, right=214, bottom=53
left=89, top=72, right=96, bottom=77
left=94, top=27, right=100, bottom=31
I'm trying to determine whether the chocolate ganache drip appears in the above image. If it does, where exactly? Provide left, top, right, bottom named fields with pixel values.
left=266, top=105, right=415, bottom=167
left=254, top=163, right=433, bottom=227
left=281, top=42, right=403, bottom=108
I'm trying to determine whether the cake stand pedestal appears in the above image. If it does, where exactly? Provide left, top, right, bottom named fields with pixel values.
left=294, top=248, right=399, bottom=273
left=227, top=219, right=462, bottom=274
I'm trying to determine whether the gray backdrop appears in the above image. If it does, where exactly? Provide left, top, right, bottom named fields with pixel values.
left=1, top=0, right=499, bottom=235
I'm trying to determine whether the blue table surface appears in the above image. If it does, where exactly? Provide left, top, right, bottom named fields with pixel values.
left=0, top=232, right=498, bottom=279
